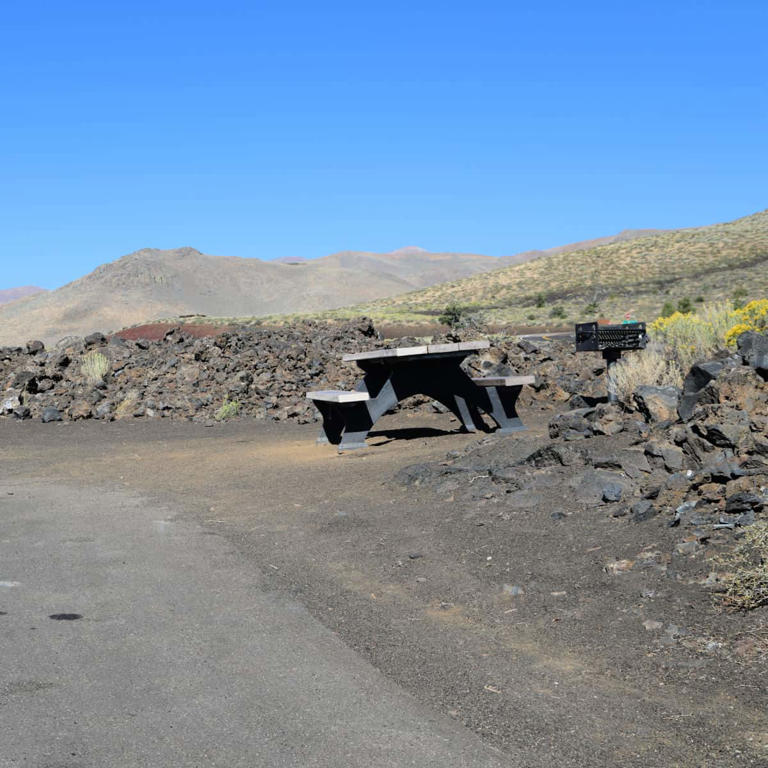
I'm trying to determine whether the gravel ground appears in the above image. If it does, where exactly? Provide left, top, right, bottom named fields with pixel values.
left=2, top=414, right=767, bottom=767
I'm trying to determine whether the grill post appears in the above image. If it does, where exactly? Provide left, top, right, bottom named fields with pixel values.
left=602, top=348, right=622, bottom=403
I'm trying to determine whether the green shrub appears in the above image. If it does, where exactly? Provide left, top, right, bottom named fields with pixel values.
left=584, top=302, right=599, bottom=315
left=215, top=398, right=240, bottom=421
left=677, top=297, right=693, bottom=314
left=660, top=301, right=676, bottom=318
left=549, top=305, right=566, bottom=320
left=438, top=303, right=465, bottom=328
left=534, top=294, right=545, bottom=308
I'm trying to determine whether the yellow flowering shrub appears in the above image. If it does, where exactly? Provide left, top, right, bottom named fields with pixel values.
left=649, top=298, right=767, bottom=367
left=648, top=311, right=723, bottom=369
left=718, top=300, right=768, bottom=347
left=724, top=322, right=753, bottom=347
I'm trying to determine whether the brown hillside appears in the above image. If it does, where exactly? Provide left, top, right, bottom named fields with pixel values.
left=312, top=210, right=768, bottom=327
left=0, top=246, right=501, bottom=346
left=0, top=286, right=47, bottom=305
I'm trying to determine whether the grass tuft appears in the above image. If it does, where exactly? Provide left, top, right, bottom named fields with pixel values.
left=81, top=351, right=109, bottom=384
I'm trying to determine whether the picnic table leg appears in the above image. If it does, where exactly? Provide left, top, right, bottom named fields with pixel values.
left=449, top=393, right=479, bottom=433
left=484, top=385, right=526, bottom=433
left=336, top=401, right=376, bottom=450
left=314, top=401, right=345, bottom=445
left=332, top=379, right=398, bottom=450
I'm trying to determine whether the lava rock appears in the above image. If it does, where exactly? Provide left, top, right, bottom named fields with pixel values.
left=548, top=408, right=594, bottom=440
left=602, top=482, right=624, bottom=503
left=84, top=332, right=107, bottom=347
left=678, top=360, right=724, bottom=421
left=1, top=389, right=22, bottom=413
left=26, top=339, right=45, bottom=354
left=631, top=500, right=658, bottom=522
left=633, top=385, right=680, bottom=424
left=522, top=444, right=590, bottom=468
left=41, top=406, right=62, bottom=423
left=725, top=492, right=764, bottom=515
left=737, top=331, right=768, bottom=380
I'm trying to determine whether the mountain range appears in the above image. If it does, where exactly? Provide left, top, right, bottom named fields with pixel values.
left=318, top=210, right=768, bottom=328
left=0, top=227, right=675, bottom=346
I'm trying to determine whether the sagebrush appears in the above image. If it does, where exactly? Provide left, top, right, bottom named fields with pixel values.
left=717, top=520, right=768, bottom=610
left=608, top=343, right=682, bottom=404
left=81, top=351, right=109, bottom=384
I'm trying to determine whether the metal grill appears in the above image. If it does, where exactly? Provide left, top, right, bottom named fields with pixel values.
left=574, top=321, right=648, bottom=402
left=575, top=322, right=648, bottom=353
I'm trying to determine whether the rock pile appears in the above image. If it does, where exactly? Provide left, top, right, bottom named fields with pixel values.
left=0, top=323, right=605, bottom=425
left=397, top=330, right=768, bottom=555
left=0, top=319, right=382, bottom=424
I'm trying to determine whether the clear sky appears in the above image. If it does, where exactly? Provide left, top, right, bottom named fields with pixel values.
left=2, top=0, right=766, bottom=289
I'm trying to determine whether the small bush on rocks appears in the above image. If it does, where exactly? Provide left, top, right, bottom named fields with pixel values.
left=215, top=398, right=240, bottom=421
left=81, top=351, right=109, bottom=384
left=650, top=301, right=739, bottom=370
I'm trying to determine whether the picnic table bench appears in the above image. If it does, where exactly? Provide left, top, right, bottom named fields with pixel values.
left=307, top=340, right=534, bottom=450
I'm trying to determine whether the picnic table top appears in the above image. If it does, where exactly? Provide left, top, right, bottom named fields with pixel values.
left=342, top=340, right=489, bottom=363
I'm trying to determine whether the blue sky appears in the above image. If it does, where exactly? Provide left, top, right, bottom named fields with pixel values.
left=1, top=0, right=766, bottom=289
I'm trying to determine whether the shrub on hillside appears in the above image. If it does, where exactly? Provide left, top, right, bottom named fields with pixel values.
left=438, top=303, right=465, bottom=328
left=549, top=305, right=566, bottom=320
left=660, top=301, right=676, bottom=318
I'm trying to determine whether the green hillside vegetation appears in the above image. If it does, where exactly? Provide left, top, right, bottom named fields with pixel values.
left=275, top=209, right=768, bottom=328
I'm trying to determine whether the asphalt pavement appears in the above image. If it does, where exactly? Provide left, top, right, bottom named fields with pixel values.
left=0, top=480, right=512, bottom=767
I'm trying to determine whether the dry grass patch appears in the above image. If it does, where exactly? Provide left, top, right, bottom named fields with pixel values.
left=717, top=521, right=768, bottom=611
left=608, top=343, right=683, bottom=404
left=81, top=351, right=109, bottom=384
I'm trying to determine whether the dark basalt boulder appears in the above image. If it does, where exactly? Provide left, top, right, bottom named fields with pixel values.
left=738, top=331, right=768, bottom=380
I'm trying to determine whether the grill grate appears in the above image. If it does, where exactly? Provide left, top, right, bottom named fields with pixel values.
left=575, top=322, right=647, bottom=353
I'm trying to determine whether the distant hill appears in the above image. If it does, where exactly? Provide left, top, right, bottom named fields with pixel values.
left=0, top=286, right=47, bottom=305
left=499, top=228, right=668, bottom=265
left=0, top=246, right=501, bottom=345
left=0, top=225, right=694, bottom=345
left=306, top=210, right=768, bottom=327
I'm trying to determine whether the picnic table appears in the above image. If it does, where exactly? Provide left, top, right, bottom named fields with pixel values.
left=307, top=340, right=534, bottom=450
